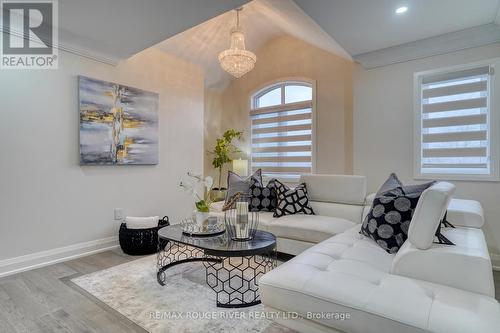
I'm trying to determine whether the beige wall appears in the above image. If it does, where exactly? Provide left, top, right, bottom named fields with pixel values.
left=203, top=89, right=234, bottom=189
left=353, top=43, right=500, bottom=259
left=0, top=47, right=204, bottom=263
left=204, top=35, right=354, bottom=185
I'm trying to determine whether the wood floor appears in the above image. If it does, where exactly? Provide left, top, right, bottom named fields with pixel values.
left=0, top=249, right=499, bottom=333
left=0, top=249, right=148, bottom=333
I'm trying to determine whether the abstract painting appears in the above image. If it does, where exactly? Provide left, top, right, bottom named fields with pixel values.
left=79, top=76, right=159, bottom=165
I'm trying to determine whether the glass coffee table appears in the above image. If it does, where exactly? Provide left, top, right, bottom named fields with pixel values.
left=157, top=224, right=277, bottom=308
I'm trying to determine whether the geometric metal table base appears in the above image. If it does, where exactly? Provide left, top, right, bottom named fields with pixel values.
left=156, top=241, right=221, bottom=286
left=203, top=252, right=276, bottom=308
left=157, top=240, right=277, bottom=308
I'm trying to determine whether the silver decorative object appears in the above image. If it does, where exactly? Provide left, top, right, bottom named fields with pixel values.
left=224, top=195, right=259, bottom=241
left=180, top=217, right=225, bottom=237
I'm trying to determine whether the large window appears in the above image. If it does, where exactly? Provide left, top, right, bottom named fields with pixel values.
left=414, top=61, right=498, bottom=181
left=250, top=81, right=315, bottom=182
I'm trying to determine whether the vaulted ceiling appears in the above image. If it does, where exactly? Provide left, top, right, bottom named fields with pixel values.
left=154, top=0, right=350, bottom=89
left=154, top=0, right=500, bottom=88
left=4, top=0, right=498, bottom=86
left=55, top=0, right=250, bottom=63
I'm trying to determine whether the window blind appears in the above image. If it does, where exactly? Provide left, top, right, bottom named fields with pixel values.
left=419, top=65, right=491, bottom=175
left=250, top=100, right=313, bottom=182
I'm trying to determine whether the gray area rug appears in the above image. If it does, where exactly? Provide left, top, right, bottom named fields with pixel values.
left=71, top=255, right=292, bottom=333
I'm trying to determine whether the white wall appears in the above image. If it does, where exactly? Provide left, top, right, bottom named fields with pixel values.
left=354, top=43, right=500, bottom=258
left=0, top=47, right=204, bottom=262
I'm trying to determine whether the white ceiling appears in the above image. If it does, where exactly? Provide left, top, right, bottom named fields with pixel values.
left=55, top=0, right=249, bottom=63
left=4, top=0, right=498, bottom=75
left=293, top=0, right=500, bottom=56
left=154, top=0, right=350, bottom=90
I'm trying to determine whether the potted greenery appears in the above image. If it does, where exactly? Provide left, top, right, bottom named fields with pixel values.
left=208, top=129, right=243, bottom=201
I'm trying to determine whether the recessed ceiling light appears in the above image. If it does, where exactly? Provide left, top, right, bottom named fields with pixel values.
left=395, top=6, right=408, bottom=14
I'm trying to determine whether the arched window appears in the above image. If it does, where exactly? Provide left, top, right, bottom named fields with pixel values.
left=250, top=81, right=315, bottom=182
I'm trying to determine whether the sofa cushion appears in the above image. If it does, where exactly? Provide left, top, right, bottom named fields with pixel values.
left=255, top=211, right=275, bottom=231
left=310, top=201, right=365, bottom=224
left=266, top=214, right=356, bottom=244
left=447, top=198, right=484, bottom=228
left=274, top=181, right=314, bottom=218
left=361, top=188, right=422, bottom=254
left=376, top=173, right=435, bottom=198
left=300, top=174, right=367, bottom=205
left=362, top=196, right=484, bottom=231
left=249, top=178, right=277, bottom=212
left=375, top=173, right=403, bottom=197
left=391, top=227, right=494, bottom=297
left=408, top=182, right=456, bottom=250
left=225, top=169, right=262, bottom=203
left=260, top=225, right=500, bottom=333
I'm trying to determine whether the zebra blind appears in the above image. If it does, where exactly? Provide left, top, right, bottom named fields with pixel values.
left=418, top=65, right=491, bottom=176
left=250, top=82, right=313, bottom=182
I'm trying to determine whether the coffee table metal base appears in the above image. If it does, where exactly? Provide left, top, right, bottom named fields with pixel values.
left=157, top=240, right=276, bottom=308
left=203, top=253, right=276, bottom=308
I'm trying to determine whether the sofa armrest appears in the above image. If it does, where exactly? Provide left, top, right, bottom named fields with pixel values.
left=391, top=227, right=494, bottom=297
left=361, top=193, right=376, bottom=222
left=447, top=198, right=484, bottom=228
left=364, top=193, right=376, bottom=205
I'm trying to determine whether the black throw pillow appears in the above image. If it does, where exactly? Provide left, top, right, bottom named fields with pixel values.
left=361, top=174, right=437, bottom=254
left=249, top=178, right=277, bottom=212
left=360, top=187, right=421, bottom=254
left=273, top=180, right=314, bottom=218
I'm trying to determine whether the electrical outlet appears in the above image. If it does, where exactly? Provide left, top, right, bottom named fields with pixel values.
left=114, top=208, right=124, bottom=221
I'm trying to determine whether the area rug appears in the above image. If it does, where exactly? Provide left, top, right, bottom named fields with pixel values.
left=71, top=255, right=292, bottom=333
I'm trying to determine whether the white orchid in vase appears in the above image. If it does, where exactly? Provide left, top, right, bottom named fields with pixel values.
left=179, top=172, right=214, bottom=214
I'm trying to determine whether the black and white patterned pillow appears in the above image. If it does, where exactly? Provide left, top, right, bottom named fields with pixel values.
left=273, top=180, right=314, bottom=218
left=249, top=178, right=277, bottom=212
left=360, top=187, right=421, bottom=254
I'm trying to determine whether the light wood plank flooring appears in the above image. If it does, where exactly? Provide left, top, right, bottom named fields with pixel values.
left=0, top=249, right=499, bottom=333
left=0, top=249, right=148, bottom=333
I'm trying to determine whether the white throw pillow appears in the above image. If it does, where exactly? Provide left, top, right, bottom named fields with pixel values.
left=125, top=216, right=159, bottom=229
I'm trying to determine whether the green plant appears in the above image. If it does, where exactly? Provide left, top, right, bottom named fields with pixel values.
left=195, top=200, right=210, bottom=213
left=209, top=129, right=243, bottom=189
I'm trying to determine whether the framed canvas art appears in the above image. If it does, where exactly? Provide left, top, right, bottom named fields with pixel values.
left=79, top=76, right=159, bottom=165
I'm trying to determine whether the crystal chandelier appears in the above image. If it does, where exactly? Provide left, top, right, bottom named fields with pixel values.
left=218, top=8, right=257, bottom=78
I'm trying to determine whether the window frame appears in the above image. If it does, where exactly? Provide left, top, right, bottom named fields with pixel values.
left=249, top=78, right=317, bottom=183
left=413, top=59, right=499, bottom=182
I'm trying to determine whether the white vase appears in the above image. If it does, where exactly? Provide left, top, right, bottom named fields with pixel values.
left=194, top=211, right=209, bottom=227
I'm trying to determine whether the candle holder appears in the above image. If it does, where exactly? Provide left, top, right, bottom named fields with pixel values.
left=224, top=194, right=259, bottom=241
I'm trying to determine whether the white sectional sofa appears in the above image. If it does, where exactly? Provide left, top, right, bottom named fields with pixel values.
left=257, top=174, right=500, bottom=333
left=257, top=174, right=370, bottom=255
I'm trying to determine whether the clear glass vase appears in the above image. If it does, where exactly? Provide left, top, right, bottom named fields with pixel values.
left=224, top=195, right=259, bottom=241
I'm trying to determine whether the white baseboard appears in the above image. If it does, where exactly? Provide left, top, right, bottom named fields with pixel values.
left=491, top=253, right=500, bottom=271
left=0, top=237, right=119, bottom=278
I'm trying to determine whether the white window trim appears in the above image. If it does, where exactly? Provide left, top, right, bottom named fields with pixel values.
left=413, top=58, right=500, bottom=182
left=249, top=77, right=317, bottom=184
